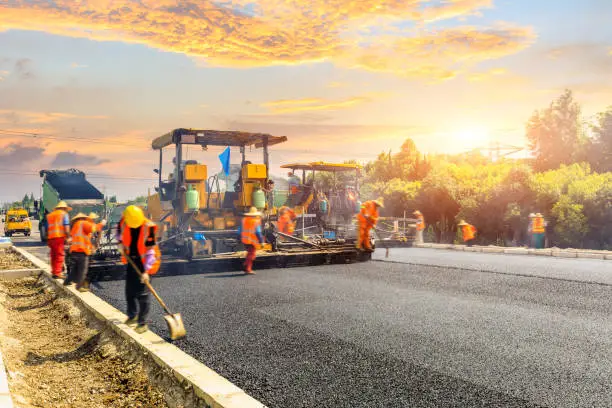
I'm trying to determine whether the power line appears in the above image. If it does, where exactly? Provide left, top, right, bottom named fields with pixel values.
left=0, top=129, right=150, bottom=148
left=0, top=169, right=155, bottom=182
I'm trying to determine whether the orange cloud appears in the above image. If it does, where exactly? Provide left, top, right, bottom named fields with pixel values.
left=262, top=96, right=372, bottom=114
left=347, top=25, right=535, bottom=81
left=0, top=109, right=108, bottom=125
left=0, top=1, right=533, bottom=80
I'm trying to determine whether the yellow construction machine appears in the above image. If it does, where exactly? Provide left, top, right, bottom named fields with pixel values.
left=143, top=129, right=369, bottom=269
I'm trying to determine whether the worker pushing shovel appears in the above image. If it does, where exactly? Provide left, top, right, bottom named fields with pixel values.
left=356, top=197, right=384, bottom=253
left=117, top=205, right=185, bottom=340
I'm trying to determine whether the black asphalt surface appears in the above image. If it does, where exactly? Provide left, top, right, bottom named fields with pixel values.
left=10, top=228, right=612, bottom=408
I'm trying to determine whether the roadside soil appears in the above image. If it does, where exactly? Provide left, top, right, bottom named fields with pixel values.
left=0, top=249, right=34, bottom=270
left=0, top=276, right=169, bottom=408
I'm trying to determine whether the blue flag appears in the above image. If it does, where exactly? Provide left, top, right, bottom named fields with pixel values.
left=219, top=146, right=231, bottom=176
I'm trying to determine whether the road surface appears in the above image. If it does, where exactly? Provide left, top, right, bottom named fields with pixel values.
left=8, top=225, right=612, bottom=407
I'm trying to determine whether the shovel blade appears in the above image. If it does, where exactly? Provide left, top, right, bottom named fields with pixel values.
left=164, top=313, right=186, bottom=340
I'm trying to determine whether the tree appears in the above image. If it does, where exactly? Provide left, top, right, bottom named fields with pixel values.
left=588, top=107, right=612, bottom=172
left=526, top=90, right=584, bottom=171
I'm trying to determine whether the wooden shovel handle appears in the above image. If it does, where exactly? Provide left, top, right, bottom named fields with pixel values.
left=119, top=247, right=173, bottom=316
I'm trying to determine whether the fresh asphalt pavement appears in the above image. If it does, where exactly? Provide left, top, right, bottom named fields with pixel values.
left=9, top=226, right=612, bottom=408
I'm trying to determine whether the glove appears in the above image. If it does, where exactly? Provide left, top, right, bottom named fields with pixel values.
left=143, top=249, right=156, bottom=272
left=100, top=219, right=107, bottom=227
left=140, top=272, right=150, bottom=284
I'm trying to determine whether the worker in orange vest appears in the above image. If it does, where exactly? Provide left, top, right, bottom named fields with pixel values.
left=277, top=206, right=296, bottom=239
left=413, top=210, right=425, bottom=244
left=65, top=213, right=106, bottom=291
left=45, top=201, right=72, bottom=279
left=238, top=206, right=265, bottom=275
left=356, top=197, right=384, bottom=251
left=458, top=220, right=477, bottom=246
left=118, top=205, right=161, bottom=334
left=531, top=213, right=546, bottom=249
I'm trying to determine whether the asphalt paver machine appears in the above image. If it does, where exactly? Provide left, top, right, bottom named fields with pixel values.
left=142, top=129, right=370, bottom=270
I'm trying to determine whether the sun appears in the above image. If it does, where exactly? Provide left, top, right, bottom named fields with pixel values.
left=454, top=126, right=489, bottom=148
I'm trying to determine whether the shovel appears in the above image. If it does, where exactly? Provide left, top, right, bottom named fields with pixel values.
left=120, top=248, right=186, bottom=341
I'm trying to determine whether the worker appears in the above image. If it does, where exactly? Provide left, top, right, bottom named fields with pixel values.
left=356, top=197, right=384, bottom=252
left=413, top=210, right=425, bottom=244
left=458, top=220, right=477, bottom=246
left=527, top=213, right=536, bottom=247
left=277, top=206, right=296, bottom=238
left=262, top=179, right=275, bottom=209
left=65, top=213, right=105, bottom=291
left=118, top=205, right=161, bottom=334
left=46, top=201, right=72, bottom=279
left=288, top=172, right=301, bottom=195
left=531, top=213, right=546, bottom=249
left=238, top=206, right=265, bottom=275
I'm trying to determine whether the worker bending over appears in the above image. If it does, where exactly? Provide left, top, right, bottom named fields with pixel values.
left=413, top=210, right=425, bottom=244
left=238, top=207, right=265, bottom=275
left=356, top=197, right=384, bottom=252
left=65, top=212, right=106, bottom=291
left=46, top=201, right=72, bottom=279
left=118, top=205, right=161, bottom=334
left=277, top=206, right=296, bottom=238
left=458, top=220, right=477, bottom=247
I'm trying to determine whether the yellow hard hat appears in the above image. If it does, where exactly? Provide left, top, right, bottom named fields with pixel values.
left=373, top=197, right=385, bottom=208
left=71, top=212, right=88, bottom=222
left=244, top=206, right=262, bottom=216
left=458, top=220, right=468, bottom=226
left=88, top=212, right=99, bottom=220
left=55, top=200, right=72, bottom=211
left=124, top=205, right=145, bottom=228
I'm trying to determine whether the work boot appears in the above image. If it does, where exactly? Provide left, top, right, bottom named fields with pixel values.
left=124, top=317, right=138, bottom=326
left=134, top=324, right=148, bottom=334
left=53, top=274, right=65, bottom=280
left=77, top=287, right=90, bottom=293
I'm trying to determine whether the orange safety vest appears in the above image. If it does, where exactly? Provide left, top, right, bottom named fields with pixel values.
left=462, top=224, right=476, bottom=241
left=70, top=219, right=96, bottom=255
left=47, top=209, right=68, bottom=239
left=357, top=201, right=379, bottom=227
left=121, top=220, right=161, bottom=275
left=241, top=216, right=261, bottom=246
left=532, top=217, right=545, bottom=233
left=416, top=215, right=425, bottom=231
left=277, top=213, right=295, bottom=234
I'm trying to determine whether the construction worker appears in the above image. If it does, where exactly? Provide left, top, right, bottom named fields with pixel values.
left=65, top=213, right=105, bottom=291
left=46, top=201, right=72, bottom=279
left=458, top=220, right=477, bottom=246
left=531, top=213, right=546, bottom=249
left=413, top=210, right=425, bottom=244
left=118, top=205, right=161, bottom=334
left=238, top=206, right=264, bottom=275
left=277, top=206, right=296, bottom=238
left=356, top=197, right=384, bottom=252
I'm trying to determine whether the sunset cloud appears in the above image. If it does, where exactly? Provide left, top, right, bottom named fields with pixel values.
left=262, top=96, right=372, bottom=114
left=0, top=0, right=533, bottom=80
left=0, top=110, right=108, bottom=125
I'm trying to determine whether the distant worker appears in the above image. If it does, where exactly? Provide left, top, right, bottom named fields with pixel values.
left=277, top=206, right=296, bottom=238
left=65, top=213, right=106, bottom=291
left=356, top=197, right=384, bottom=252
left=46, top=201, right=72, bottom=279
left=531, top=213, right=546, bottom=249
left=413, top=210, right=425, bottom=244
left=288, top=172, right=301, bottom=195
left=238, top=207, right=265, bottom=275
left=458, top=220, right=477, bottom=247
left=262, top=179, right=275, bottom=209
left=118, top=205, right=161, bottom=334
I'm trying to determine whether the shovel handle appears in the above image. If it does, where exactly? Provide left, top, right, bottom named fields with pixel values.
left=119, top=247, right=174, bottom=316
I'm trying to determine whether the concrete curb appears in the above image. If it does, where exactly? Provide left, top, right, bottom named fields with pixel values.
left=0, top=349, right=14, bottom=408
left=10, top=246, right=266, bottom=408
left=412, top=243, right=611, bottom=260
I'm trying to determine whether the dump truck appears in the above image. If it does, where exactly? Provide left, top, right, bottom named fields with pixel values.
left=37, top=169, right=106, bottom=242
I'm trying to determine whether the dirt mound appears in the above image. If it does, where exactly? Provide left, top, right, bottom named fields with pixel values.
left=0, top=278, right=168, bottom=408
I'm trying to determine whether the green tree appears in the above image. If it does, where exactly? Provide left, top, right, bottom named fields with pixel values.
left=588, top=107, right=612, bottom=172
left=526, top=89, right=584, bottom=171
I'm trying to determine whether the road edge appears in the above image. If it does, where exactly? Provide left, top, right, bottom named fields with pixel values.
left=11, top=245, right=266, bottom=408
left=411, top=243, right=612, bottom=260
left=0, top=348, right=14, bottom=408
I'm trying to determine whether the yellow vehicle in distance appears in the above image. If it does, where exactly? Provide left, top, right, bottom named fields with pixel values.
left=4, top=207, right=32, bottom=237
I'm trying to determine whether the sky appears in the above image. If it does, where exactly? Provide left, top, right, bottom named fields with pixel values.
left=0, top=0, right=611, bottom=202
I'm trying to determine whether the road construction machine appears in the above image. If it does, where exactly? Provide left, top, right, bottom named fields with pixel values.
left=136, top=128, right=370, bottom=270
